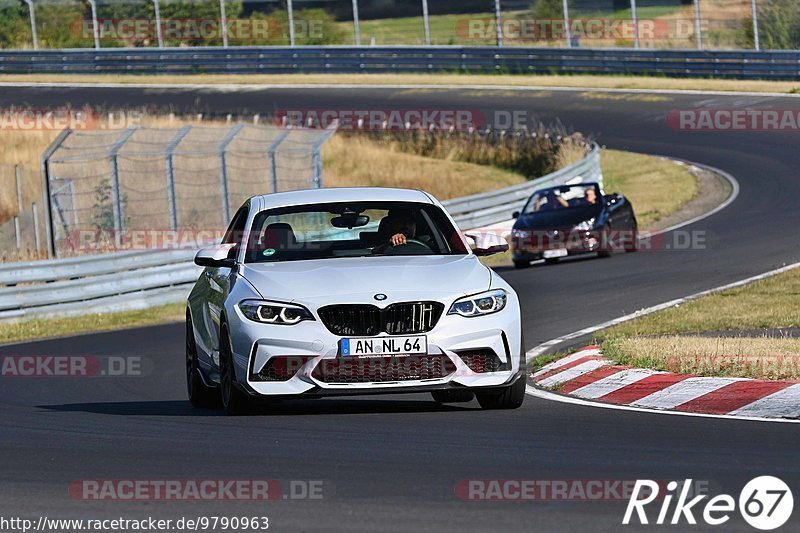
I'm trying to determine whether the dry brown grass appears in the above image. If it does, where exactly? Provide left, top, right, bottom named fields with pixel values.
left=603, top=335, right=800, bottom=380
left=322, top=134, right=525, bottom=199
left=602, top=149, right=698, bottom=229
left=0, top=130, right=58, bottom=222
left=3, top=73, right=798, bottom=94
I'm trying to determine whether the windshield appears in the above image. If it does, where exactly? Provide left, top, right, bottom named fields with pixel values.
left=521, top=184, right=601, bottom=214
left=243, top=201, right=468, bottom=263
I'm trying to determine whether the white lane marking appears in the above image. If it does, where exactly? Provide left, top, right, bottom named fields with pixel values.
left=656, top=161, right=740, bottom=234
left=526, top=385, right=800, bottom=424
left=571, top=368, right=660, bottom=399
left=632, top=377, right=743, bottom=409
left=536, top=359, right=609, bottom=388
left=532, top=348, right=599, bottom=377
left=525, top=261, right=799, bottom=363
left=730, top=384, right=800, bottom=419
left=2, top=82, right=799, bottom=99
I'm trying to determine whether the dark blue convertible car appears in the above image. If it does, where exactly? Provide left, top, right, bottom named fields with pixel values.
left=510, top=182, right=638, bottom=268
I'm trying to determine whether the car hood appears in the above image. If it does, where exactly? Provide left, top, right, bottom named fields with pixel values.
left=240, top=255, right=491, bottom=307
left=514, top=205, right=601, bottom=230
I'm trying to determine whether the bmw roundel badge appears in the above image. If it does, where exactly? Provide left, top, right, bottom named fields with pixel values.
left=374, top=293, right=387, bottom=301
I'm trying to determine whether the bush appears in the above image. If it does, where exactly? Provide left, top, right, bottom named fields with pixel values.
left=344, top=125, right=588, bottom=180
left=741, top=0, right=800, bottom=49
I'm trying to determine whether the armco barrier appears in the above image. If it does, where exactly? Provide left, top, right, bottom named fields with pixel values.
left=1, top=47, right=799, bottom=79
left=0, top=144, right=601, bottom=322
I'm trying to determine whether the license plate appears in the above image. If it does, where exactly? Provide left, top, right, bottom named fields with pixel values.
left=543, top=248, right=568, bottom=259
left=339, top=335, right=427, bottom=356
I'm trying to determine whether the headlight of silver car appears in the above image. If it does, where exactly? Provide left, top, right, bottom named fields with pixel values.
left=239, top=300, right=315, bottom=325
left=448, top=289, right=507, bottom=317
left=573, top=218, right=596, bottom=231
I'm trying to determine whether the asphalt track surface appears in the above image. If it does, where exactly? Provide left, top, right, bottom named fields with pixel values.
left=1, top=85, right=799, bottom=532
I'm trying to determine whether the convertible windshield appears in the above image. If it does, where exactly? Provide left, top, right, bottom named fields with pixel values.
left=243, top=201, right=468, bottom=263
left=522, top=184, right=601, bottom=214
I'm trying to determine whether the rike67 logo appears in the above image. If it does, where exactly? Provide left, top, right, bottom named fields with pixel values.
left=624, top=477, right=793, bottom=530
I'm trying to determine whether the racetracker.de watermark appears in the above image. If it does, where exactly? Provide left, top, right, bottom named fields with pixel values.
left=667, top=109, right=800, bottom=131
left=69, top=479, right=325, bottom=501
left=72, top=19, right=288, bottom=41
left=456, top=18, right=709, bottom=42
left=455, top=479, right=711, bottom=501
left=0, top=109, right=142, bottom=131
left=1, top=356, right=143, bottom=378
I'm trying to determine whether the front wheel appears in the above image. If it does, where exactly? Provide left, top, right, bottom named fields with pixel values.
left=219, top=325, right=253, bottom=416
left=475, top=377, right=526, bottom=410
left=513, top=259, right=531, bottom=269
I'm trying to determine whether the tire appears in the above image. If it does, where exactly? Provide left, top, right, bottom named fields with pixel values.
left=513, top=259, right=531, bottom=269
left=219, top=325, right=253, bottom=416
left=431, top=390, right=475, bottom=404
left=597, top=223, right=612, bottom=258
left=625, top=220, right=639, bottom=253
left=543, top=258, right=559, bottom=265
left=186, top=315, right=219, bottom=408
left=475, top=376, right=526, bottom=410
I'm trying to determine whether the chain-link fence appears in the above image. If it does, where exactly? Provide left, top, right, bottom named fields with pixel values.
left=2, top=0, right=793, bottom=52
left=42, top=123, right=336, bottom=257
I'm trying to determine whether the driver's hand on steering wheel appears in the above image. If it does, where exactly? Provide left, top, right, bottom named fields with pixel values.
left=390, top=233, right=407, bottom=247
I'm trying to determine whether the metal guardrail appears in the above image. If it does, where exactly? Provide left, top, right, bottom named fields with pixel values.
left=0, top=144, right=601, bottom=322
left=1, top=47, right=800, bottom=79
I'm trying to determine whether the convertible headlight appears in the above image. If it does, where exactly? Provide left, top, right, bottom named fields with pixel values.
left=573, top=218, right=596, bottom=231
left=238, top=300, right=314, bottom=325
left=448, top=289, right=507, bottom=317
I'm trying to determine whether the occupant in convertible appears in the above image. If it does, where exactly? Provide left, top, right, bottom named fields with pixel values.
left=570, top=187, right=598, bottom=207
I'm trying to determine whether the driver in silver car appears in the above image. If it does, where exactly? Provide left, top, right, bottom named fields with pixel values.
left=373, top=213, right=417, bottom=254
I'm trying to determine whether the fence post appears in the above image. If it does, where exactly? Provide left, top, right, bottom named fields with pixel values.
left=630, top=0, right=639, bottom=49
left=421, top=0, right=430, bottom=45
left=310, top=121, right=338, bottom=188
left=109, top=127, right=139, bottom=247
left=219, top=0, right=229, bottom=47
left=494, top=0, right=503, bottom=47
left=751, top=0, right=760, bottom=51
left=218, top=124, right=245, bottom=225
left=287, top=0, right=296, bottom=46
left=267, top=130, right=291, bottom=193
left=562, top=0, right=572, bottom=48
left=352, top=0, right=361, bottom=45
left=88, top=0, right=100, bottom=49
left=32, top=202, right=40, bottom=252
left=40, top=128, right=72, bottom=258
left=165, top=125, right=192, bottom=231
left=693, top=0, right=703, bottom=50
left=153, top=0, right=164, bottom=48
left=24, top=0, right=38, bottom=50
left=14, top=166, right=22, bottom=251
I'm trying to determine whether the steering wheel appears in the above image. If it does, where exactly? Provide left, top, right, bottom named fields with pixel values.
left=385, top=238, right=434, bottom=255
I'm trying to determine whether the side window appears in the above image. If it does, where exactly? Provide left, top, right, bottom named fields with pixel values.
left=222, top=205, right=249, bottom=245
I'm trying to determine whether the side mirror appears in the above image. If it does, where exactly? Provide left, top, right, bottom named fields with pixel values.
left=195, top=244, right=237, bottom=268
left=605, top=193, right=620, bottom=205
left=512, top=211, right=520, bottom=219
left=465, top=232, right=510, bottom=257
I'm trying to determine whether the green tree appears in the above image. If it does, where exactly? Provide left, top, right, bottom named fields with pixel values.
left=530, top=0, right=565, bottom=21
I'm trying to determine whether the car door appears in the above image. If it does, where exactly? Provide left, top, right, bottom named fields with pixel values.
left=204, top=203, right=249, bottom=368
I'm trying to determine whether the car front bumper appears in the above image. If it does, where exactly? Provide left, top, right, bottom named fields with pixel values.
left=227, top=302, right=523, bottom=397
